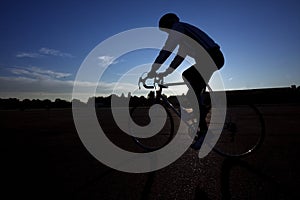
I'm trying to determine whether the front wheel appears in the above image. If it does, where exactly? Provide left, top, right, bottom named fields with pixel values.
left=129, top=102, right=175, bottom=152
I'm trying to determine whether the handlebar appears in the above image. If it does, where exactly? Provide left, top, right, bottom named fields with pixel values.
left=138, top=73, right=164, bottom=90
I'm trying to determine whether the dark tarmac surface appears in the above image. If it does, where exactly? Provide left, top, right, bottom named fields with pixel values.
left=1, top=104, right=300, bottom=199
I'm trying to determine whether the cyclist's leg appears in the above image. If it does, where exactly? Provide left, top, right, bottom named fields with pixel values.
left=182, top=66, right=209, bottom=132
left=182, top=66, right=210, bottom=150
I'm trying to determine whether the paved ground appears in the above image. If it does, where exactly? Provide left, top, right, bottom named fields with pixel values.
left=1, top=104, right=300, bottom=199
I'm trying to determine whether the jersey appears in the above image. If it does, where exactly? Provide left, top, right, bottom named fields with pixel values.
left=153, top=22, right=223, bottom=71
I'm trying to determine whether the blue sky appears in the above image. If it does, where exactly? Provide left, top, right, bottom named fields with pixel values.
left=0, top=0, right=299, bottom=101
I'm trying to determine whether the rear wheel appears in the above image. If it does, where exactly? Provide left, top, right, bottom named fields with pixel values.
left=211, top=104, right=265, bottom=158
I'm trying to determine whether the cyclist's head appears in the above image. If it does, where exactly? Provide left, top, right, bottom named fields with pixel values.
left=159, top=13, right=179, bottom=30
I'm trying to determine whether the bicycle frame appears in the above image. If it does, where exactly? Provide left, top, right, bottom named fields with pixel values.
left=140, top=75, right=198, bottom=130
left=155, top=83, right=182, bottom=118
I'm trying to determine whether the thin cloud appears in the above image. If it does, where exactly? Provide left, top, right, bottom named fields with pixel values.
left=16, top=47, right=73, bottom=58
left=98, top=56, right=118, bottom=67
left=9, top=66, right=71, bottom=80
left=0, top=76, right=73, bottom=93
left=2, top=66, right=182, bottom=101
left=39, top=47, right=73, bottom=58
left=0, top=75, right=138, bottom=102
left=29, top=66, right=72, bottom=79
left=16, top=52, right=41, bottom=58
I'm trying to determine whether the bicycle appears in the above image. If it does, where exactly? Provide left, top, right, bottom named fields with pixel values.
left=129, top=73, right=265, bottom=158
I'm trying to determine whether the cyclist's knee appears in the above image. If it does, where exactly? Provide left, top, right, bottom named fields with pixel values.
left=182, top=66, right=196, bottom=81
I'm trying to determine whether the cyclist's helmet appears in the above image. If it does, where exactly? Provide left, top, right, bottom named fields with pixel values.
left=159, top=13, right=179, bottom=30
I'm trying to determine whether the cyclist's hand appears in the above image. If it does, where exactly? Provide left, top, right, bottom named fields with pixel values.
left=157, top=68, right=173, bottom=78
left=156, top=72, right=166, bottom=79
left=147, top=70, right=157, bottom=79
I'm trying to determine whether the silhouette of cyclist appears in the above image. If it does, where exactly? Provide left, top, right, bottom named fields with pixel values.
left=147, top=13, right=224, bottom=150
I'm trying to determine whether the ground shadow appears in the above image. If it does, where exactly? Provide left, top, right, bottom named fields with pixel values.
left=193, top=185, right=210, bottom=200
left=220, top=158, right=287, bottom=200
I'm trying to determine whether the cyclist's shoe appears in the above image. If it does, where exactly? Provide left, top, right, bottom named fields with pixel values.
left=190, top=129, right=207, bottom=150
left=181, top=107, right=198, bottom=126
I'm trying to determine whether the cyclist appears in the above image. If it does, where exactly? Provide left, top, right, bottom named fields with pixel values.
left=147, top=13, right=225, bottom=150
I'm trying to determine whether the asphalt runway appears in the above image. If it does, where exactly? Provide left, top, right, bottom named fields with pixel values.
left=1, top=104, right=299, bottom=199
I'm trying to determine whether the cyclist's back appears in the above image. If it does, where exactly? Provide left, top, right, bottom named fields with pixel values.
left=173, top=22, right=219, bottom=51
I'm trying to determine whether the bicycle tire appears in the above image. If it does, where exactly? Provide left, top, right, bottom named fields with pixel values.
left=211, top=104, right=265, bottom=158
left=130, top=102, right=175, bottom=152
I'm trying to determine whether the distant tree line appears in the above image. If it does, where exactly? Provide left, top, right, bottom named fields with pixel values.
left=0, top=85, right=299, bottom=110
left=0, top=98, right=72, bottom=110
left=0, top=91, right=179, bottom=110
left=87, top=92, right=181, bottom=108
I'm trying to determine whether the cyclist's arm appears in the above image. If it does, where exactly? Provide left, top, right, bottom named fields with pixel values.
left=169, top=54, right=184, bottom=70
left=157, top=54, right=184, bottom=77
left=149, top=31, right=182, bottom=76
left=150, top=49, right=172, bottom=73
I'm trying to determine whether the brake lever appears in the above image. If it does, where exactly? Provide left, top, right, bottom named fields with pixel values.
left=138, top=77, right=143, bottom=89
left=154, top=75, right=164, bottom=86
